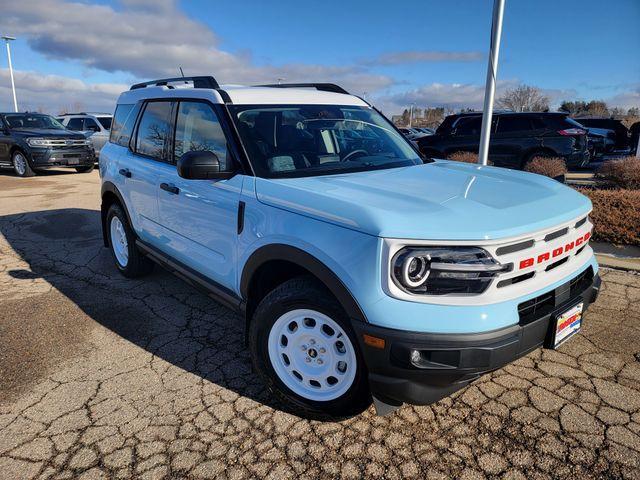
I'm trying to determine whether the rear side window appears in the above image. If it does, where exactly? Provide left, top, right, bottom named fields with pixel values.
left=110, top=103, right=141, bottom=147
left=66, top=118, right=84, bottom=130
left=533, top=115, right=573, bottom=130
left=97, top=117, right=112, bottom=130
left=455, top=116, right=482, bottom=135
left=174, top=101, right=228, bottom=167
left=135, top=101, right=174, bottom=160
left=496, top=116, right=532, bottom=133
left=84, top=118, right=100, bottom=131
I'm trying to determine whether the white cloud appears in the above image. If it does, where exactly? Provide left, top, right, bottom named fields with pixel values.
left=0, top=69, right=125, bottom=113
left=0, top=0, right=393, bottom=95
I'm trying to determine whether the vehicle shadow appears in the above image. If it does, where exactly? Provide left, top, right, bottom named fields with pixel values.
left=0, top=168, right=81, bottom=177
left=0, top=207, right=289, bottom=414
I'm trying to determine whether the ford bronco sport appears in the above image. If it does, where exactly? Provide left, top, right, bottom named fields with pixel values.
left=100, top=76, right=600, bottom=418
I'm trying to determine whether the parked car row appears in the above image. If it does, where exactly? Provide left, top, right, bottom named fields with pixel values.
left=416, top=111, right=590, bottom=169
left=56, top=112, right=113, bottom=153
left=0, top=112, right=96, bottom=177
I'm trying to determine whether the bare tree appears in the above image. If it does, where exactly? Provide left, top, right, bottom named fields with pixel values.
left=496, top=85, right=550, bottom=112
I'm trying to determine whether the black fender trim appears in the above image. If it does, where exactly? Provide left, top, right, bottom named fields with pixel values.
left=240, top=244, right=367, bottom=323
left=100, top=181, right=133, bottom=248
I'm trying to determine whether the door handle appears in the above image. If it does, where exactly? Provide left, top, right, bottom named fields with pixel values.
left=160, top=183, right=180, bottom=195
left=119, top=168, right=131, bottom=178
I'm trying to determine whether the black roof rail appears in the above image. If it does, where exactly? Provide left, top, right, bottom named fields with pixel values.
left=255, top=83, right=350, bottom=95
left=59, top=112, right=87, bottom=116
left=130, top=76, right=220, bottom=90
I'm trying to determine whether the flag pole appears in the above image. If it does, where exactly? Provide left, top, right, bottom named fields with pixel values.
left=478, top=0, right=506, bottom=165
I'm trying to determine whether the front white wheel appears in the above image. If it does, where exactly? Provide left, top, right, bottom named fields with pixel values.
left=249, top=276, right=370, bottom=419
left=268, top=309, right=357, bottom=402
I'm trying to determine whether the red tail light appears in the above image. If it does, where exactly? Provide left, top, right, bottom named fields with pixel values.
left=558, top=128, right=586, bottom=136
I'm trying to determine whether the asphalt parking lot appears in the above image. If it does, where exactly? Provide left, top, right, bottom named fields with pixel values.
left=1, top=170, right=640, bottom=480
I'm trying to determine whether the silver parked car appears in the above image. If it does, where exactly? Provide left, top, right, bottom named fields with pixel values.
left=57, top=112, right=113, bottom=154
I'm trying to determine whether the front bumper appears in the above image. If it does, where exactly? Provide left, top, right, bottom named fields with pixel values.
left=30, top=147, right=95, bottom=168
left=352, top=266, right=600, bottom=407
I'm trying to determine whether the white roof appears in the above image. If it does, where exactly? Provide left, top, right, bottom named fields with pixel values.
left=117, top=84, right=368, bottom=107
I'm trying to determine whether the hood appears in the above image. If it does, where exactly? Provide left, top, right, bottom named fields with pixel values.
left=255, top=160, right=591, bottom=240
left=12, top=128, right=86, bottom=139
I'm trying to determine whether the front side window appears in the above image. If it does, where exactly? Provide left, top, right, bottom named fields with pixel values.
left=135, top=101, right=173, bottom=160
left=174, top=101, right=228, bottom=167
left=3, top=114, right=65, bottom=130
left=231, top=105, right=421, bottom=178
left=454, top=116, right=482, bottom=136
left=66, top=118, right=84, bottom=130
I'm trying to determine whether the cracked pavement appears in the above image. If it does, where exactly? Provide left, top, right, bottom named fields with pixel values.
left=1, top=170, right=640, bottom=479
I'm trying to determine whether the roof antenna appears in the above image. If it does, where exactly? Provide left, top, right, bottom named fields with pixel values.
left=179, top=66, right=185, bottom=78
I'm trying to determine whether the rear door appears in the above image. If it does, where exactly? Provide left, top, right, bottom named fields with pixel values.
left=121, top=100, right=175, bottom=240
left=492, top=115, right=535, bottom=168
left=155, top=100, right=243, bottom=288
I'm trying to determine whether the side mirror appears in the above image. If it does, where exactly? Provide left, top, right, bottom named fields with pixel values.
left=177, top=150, right=234, bottom=180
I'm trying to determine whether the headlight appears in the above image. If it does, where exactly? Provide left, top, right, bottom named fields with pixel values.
left=391, top=247, right=511, bottom=295
left=26, top=138, right=49, bottom=147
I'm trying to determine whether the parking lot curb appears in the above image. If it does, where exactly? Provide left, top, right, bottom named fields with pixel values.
left=596, top=254, right=640, bottom=273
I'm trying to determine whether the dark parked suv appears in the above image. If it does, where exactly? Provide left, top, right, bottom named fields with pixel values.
left=0, top=113, right=95, bottom=177
left=417, top=112, right=590, bottom=169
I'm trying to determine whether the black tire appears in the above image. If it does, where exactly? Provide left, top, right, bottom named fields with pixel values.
left=12, top=150, right=35, bottom=177
left=106, top=203, right=154, bottom=278
left=249, top=276, right=371, bottom=420
left=75, top=164, right=95, bottom=173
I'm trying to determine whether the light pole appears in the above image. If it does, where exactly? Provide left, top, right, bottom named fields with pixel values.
left=409, top=103, right=415, bottom=128
left=477, top=0, right=506, bottom=165
left=2, top=36, right=17, bottom=112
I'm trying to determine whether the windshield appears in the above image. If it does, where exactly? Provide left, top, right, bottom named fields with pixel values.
left=97, top=117, right=112, bottom=130
left=231, top=105, right=422, bottom=178
left=3, top=114, right=66, bottom=130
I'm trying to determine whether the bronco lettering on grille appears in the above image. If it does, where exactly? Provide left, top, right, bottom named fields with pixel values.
left=519, top=231, right=591, bottom=270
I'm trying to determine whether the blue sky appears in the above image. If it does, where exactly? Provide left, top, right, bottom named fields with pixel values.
left=0, top=0, right=638, bottom=114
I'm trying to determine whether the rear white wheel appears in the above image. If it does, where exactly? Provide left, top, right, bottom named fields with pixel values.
left=268, top=309, right=357, bottom=402
left=106, top=203, right=153, bottom=278
left=110, top=216, right=129, bottom=268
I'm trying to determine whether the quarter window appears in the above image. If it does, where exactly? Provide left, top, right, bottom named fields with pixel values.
left=135, top=101, right=174, bottom=160
left=110, top=103, right=140, bottom=147
left=174, top=101, right=227, bottom=167
left=496, top=116, right=532, bottom=133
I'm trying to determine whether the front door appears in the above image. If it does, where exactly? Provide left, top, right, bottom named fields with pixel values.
left=156, top=100, right=243, bottom=290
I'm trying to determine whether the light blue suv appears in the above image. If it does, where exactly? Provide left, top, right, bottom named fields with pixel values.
left=100, top=76, right=600, bottom=418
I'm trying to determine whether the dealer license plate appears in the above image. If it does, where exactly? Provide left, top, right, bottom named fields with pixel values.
left=552, top=302, right=583, bottom=348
